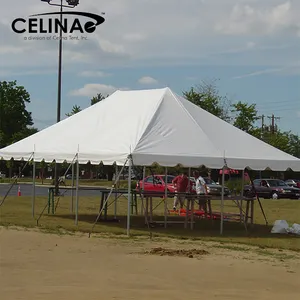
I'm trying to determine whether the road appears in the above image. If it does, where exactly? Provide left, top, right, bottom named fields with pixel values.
left=0, top=183, right=106, bottom=197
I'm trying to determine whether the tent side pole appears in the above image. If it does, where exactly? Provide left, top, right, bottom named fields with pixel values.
left=126, top=158, right=132, bottom=236
left=240, top=169, right=245, bottom=222
left=141, top=166, right=146, bottom=215
left=71, top=162, right=74, bottom=213
left=114, top=164, right=118, bottom=219
left=32, top=158, right=36, bottom=218
left=75, top=156, right=79, bottom=225
left=164, top=167, right=168, bottom=228
left=220, top=166, right=225, bottom=235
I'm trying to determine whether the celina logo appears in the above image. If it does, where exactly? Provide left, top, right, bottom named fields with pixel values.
left=12, top=11, right=105, bottom=34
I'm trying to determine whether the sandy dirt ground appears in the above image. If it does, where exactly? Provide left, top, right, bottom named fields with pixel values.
left=1, top=227, right=300, bottom=300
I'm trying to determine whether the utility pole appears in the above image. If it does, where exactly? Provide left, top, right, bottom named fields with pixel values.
left=41, top=0, right=80, bottom=196
left=259, top=114, right=265, bottom=139
left=267, top=114, right=280, bottom=134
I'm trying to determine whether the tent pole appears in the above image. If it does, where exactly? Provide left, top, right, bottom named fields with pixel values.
left=114, top=164, right=118, bottom=219
left=185, top=167, right=192, bottom=229
left=32, top=156, right=36, bottom=218
left=164, top=167, right=168, bottom=228
left=240, top=169, right=245, bottom=222
left=220, top=166, right=225, bottom=235
left=71, top=162, right=74, bottom=213
left=141, top=166, right=146, bottom=215
left=126, top=158, right=132, bottom=236
left=75, top=155, right=79, bottom=225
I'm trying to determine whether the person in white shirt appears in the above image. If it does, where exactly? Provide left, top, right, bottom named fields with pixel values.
left=194, top=171, right=208, bottom=211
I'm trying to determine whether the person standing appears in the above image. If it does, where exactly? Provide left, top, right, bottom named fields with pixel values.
left=194, top=171, right=208, bottom=212
left=172, top=172, right=189, bottom=210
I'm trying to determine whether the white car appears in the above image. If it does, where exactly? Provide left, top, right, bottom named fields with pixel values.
left=0, top=172, right=6, bottom=179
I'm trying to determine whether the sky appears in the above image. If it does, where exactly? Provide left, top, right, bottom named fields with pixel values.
left=0, top=0, right=299, bottom=134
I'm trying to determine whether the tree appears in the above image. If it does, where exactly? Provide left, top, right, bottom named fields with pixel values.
left=288, top=134, right=300, bottom=158
left=36, top=159, right=47, bottom=184
left=231, top=101, right=260, bottom=134
left=0, top=80, right=37, bottom=148
left=183, top=79, right=231, bottom=121
left=65, top=105, right=81, bottom=117
left=263, top=131, right=291, bottom=154
left=91, top=93, right=108, bottom=106
left=10, top=127, right=38, bottom=144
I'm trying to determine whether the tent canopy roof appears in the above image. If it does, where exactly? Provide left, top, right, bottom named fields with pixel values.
left=1, top=87, right=299, bottom=171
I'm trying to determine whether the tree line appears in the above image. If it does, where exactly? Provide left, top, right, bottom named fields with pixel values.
left=0, top=79, right=299, bottom=181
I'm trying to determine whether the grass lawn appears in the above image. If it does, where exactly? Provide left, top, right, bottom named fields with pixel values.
left=1, top=193, right=299, bottom=251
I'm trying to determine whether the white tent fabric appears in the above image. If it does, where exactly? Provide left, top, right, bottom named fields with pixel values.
left=1, top=87, right=300, bottom=171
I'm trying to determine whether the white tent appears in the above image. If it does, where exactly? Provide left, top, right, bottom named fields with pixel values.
left=1, top=87, right=300, bottom=236
left=1, top=87, right=300, bottom=171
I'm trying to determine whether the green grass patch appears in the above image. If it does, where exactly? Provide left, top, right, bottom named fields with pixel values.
left=0, top=194, right=300, bottom=251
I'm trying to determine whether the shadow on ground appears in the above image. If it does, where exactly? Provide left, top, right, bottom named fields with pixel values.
left=51, top=212, right=296, bottom=241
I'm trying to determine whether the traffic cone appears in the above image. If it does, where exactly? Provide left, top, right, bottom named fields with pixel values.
left=18, top=185, right=21, bottom=197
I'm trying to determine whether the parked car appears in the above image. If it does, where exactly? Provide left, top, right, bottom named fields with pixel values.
left=137, top=174, right=230, bottom=196
left=285, top=179, right=300, bottom=189
left=0, top=172, right=6, bottom=179
left=190, top=177, right=230, bottom=196
left=136, top=175, right=177, bottom=194
left=244, top=179, right=300, bottom=199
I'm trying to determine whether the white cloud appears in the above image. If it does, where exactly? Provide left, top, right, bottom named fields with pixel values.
left=233, top=61, right=300, bottom=79
left=232, top=67, right=284, bottom=79
left=138, top=76, right=158, bottom=85
left=69, top=83, right=126, bottom=97
left=0, top=68, right=56, bottom=77
left=78, top=71, right=110, bottom=77
left=0, top=45, right=26, bottom=54
left=122, top=33, right=146, bottom=42
left=215, top=1, right=300, bottom=36
left=96, top=38, right=127, bottom=55
left=0, top=0, right=300, bottom=70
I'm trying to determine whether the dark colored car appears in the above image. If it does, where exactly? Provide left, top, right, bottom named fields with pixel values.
left=285, top=179, right=300, bottom=189
left=244, top=179, right=300, bottom=199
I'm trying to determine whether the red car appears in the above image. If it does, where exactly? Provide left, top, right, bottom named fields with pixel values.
left=136, top=175, right=195, bottom=195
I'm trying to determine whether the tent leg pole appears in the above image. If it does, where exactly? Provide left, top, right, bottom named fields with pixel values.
left=75, top=157, right=79, bottom=225
left=141, top=166, right=146, bottom=215
left=188, top=167, right=192, bottom=229
left=127, top=158, right=132, bottom=236
left=240, top=169, right=245, bottom=222
left=164, top=167, right=168, bottom=229
left=220, top=167, right=225, bottom=235
left=114, top=164, right=118, bottom=219
left=32, top=159, right=36, bottom=218
left=71, top=162, right=74, bottom=213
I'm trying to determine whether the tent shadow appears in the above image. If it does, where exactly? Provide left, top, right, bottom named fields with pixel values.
left=51, top=213, right=297, bottom=240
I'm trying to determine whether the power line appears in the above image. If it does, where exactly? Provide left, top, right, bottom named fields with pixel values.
left=256, top=99, right=298, bottom=106
left=259, top=107, right=299, bottom=113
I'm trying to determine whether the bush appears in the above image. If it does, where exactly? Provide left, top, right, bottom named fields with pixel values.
left=226, top=178, right=251, bottom=195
